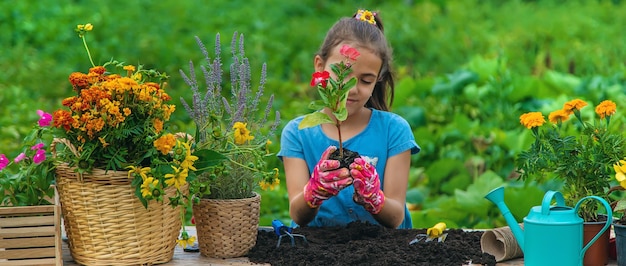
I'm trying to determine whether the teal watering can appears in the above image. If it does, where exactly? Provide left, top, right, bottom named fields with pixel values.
left=485, top=186, right=612, bottom=266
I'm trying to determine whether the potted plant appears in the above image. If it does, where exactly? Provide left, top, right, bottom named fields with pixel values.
left=516, top=98, right=625, bottom=265
left=47, top=23, right=197, bottom=265
left=0, top=110, right=62, bottom=265
left=298, top=43, right=362, bottom=165
left=609, top=163, right=626, bottom=265
left=179, top=32, right=281, bottom=258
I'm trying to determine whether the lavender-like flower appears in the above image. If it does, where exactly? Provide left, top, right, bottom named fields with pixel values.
left=180, top=31, right=280, bottom=149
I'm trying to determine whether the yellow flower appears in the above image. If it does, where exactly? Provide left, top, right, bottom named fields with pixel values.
left=165, top=166, right=188, bottom=189
left=127, top=165, right=151, bottom=180
left=177, top=232, right=196, bottom=248
left=123, top=65, right=136, bottom=72
left=548, top=109, right=570, bottom=124
left=180, top=141, right=198, bottom=171
left=259, top=168, right=280, bottom=191
left=98, top=137, right=109, bottom=148
left=233, top=122, right=255, bottom=145
left=154, top=133, right=176, bottom=155
left=615, top=160, right=626, bottom=189
left=595, top=100, right=617, bottom=120
left=141, top=177, right=159, bottom=197
left=563, top=99, right=588, bottom=115
left=265, top=139, right=272, bottom=154
left=356, top=9, right=376, bottom=25
left=519, top=112, right=545, bottom=129
left=153, top=118, right=164, bottom=134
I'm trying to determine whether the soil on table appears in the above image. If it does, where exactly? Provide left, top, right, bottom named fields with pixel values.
left=247, top=221, right=497, bottom=266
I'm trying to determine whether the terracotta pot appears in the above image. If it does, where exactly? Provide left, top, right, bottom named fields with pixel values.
left=583, top=220, right=610, bottom=266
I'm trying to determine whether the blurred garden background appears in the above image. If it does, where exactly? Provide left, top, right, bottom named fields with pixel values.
left=2, top=0, right=626, bottom=229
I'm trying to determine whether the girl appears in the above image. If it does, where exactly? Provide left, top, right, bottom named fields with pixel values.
left=278, top=9, right=420, bottom=229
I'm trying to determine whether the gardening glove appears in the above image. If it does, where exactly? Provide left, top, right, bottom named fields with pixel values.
left=303, top=146, right=353, bottom=208
left=350, top=157, right=385, bottom=214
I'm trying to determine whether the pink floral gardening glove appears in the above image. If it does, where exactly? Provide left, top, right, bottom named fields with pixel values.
left=350, top=157, right=385, bottom=214
left=303, top=146, right=353, bottom=208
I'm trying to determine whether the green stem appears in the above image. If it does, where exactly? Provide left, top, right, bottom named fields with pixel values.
left=179, top=203, right=186, bottom=237
left=336, top=122, right=343, bottom=158
left=81, top=36, right=95, bottom=67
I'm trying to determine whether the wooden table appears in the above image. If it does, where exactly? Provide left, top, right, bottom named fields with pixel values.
left=60, top=227, right=615, bottom=266
left=61, top=226, right=262, bottom=266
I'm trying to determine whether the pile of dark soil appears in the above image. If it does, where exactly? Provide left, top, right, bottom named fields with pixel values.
left=247, top=221, right=496, bottom=266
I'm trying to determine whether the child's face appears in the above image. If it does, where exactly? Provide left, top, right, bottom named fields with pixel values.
left=315, top=43, right=382, bottom=116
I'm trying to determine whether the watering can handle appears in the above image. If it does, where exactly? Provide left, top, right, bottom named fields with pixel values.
left=574, top=196, right=613, bottom=260
left=541, top=190, right=566, bottom=216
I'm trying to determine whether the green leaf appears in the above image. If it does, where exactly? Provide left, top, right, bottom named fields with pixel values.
left=298, top=112, right=333, bottom=129
left=454, top=170, right=505, bottom=217
left=134, top=185, right=148, bottom=209
left=193, top=149, right=228, bottom=170
left=307, top=100, right=326, bottom=111
left=330, top=64, right=340, bottom=76
left=343, top=77, right=357, bottom=91
left=616, top=199, right=626, bottom=212
left=333, top=107, right=347, bottom=122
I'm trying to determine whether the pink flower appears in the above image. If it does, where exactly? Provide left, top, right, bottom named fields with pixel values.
left=33, top=149, right=46, bottom=164
left=311, top=71, right=330, bottom=88
left=339, top=44, right=360, bottom=61
left=37, top=110, right=53, bottom=127
left=14, top=153, right=26, bottom=163
left=0, top=154, right=8, bottom=170
left=31, top=143, right=45, bottom=150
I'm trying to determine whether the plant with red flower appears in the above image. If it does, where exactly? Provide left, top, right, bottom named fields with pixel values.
left=310, top=71, right=330, bottom=88
left=299, top=44, right=360, bottom=156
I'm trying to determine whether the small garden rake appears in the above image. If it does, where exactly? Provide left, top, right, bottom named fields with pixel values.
left=272, top=219, right=309, bottom=248
left=409, top=222, right=448, bottom=244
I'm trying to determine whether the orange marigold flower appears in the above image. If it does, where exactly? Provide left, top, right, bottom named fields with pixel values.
left=160, top=92, right=172, bottom=101
left=520, top=112, right=546, bottom=129
left=104, top=73, right=121, bottom=81
left=145, top=82, right=160, bottom=90
left=89, top=66, right=106, bottom=75
left=69, top=72, right=90, bottom=90
left=548, top=109, right=570, bottom=124
left=163, top=105, right=175, bottom=120
left=153, top=118, right=164, bottom=134
left=154, top=133, right=177, bottom=155
left=123, top=65, right=136, bottom=72
left=123, top=107, right=131, bottom=116
left=52, top=109, right=75, bottom=131
left=62, top=96, right=77, bottom=107
left=595, top=100, right=616, bottom=119
left=563, top=99, right=588, bottom=115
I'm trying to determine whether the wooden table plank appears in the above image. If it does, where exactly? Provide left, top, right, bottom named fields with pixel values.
left=60, top=226, right=616, bottom=265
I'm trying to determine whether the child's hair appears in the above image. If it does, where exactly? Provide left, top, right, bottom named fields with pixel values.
left=315, top=10, right=394, bottom=111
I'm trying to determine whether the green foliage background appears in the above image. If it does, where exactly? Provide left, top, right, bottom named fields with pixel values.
left=2, top=0, right=626, bottom=228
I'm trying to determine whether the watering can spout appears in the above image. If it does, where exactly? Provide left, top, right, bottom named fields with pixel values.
left=485, top=186, right=525, bottom=251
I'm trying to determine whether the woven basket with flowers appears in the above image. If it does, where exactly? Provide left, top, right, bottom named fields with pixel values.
left=50, top=23, right=197, bottom=265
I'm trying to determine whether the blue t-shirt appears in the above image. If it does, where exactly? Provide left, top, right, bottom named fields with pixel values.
left=278, top=109, right=420, bottom=229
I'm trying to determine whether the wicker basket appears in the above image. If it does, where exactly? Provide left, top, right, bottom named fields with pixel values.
left=55, top=163, right=184, bottom=266
left=192, top=192, right=261, bottom=258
